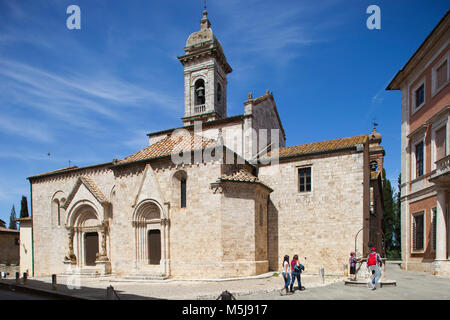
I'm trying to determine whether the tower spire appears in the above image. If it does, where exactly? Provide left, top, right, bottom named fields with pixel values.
left=200, top=2, right=211, bottom=29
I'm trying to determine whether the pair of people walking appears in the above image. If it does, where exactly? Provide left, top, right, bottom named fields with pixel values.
left=280, top=254, right=305, bottom=295
left=348, top=248, right=382, bottom=290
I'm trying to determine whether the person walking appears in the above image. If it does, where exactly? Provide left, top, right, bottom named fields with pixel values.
left=280, top=255, right=291, bottom=295
left=366, top=247, right=382, bottom=290
left=290, top=254, right=305, bottom=292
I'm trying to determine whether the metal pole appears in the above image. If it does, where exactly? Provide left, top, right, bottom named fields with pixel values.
left=354, top=227, right=364, bottom=281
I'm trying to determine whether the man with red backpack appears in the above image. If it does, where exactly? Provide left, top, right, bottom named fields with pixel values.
left=366, top=247, right=382, bottom=290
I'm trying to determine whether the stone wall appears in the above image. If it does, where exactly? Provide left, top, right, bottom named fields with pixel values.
left=0, top=231, right=19, bottom=265
left=259, top=150, right=367, bottom=275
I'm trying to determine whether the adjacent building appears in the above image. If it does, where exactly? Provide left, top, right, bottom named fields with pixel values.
left=387, top=10, right=450, bottom=275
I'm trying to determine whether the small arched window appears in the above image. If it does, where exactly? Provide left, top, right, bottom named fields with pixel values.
left=181, top=178, right=187, bottom=208
left=173, top=170, right=188, bottom=209
left=194, top=79, right=205, bottom=106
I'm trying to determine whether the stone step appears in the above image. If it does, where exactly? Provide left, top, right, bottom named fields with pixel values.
left=122, top=272, right=168, bottom=281
left=60, top=268, right=100, bottom=278
left=344, top=279, right=397, bottom=287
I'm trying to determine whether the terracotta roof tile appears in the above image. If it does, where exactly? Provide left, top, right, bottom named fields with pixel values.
left=218, top=168, right=273, bottom=191
left=266, top=134, right=368, bottom=160
left=118, top=134, right=218, bottom=165
left=220, top=168, right=260, bottom=183
left=0, top=227, right=19, bottom=233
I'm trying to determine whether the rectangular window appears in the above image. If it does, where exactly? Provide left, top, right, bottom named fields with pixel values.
left=435, top=126, right=446, bottom=161
left=415, top=84, right=425, bottom=108
left=436, top=60, right=448, bottom=89
left=412, top=212, right=424, bottom=251
left=415, top=142, right=424, bottom=178
left=431, top=208, right=437, bottom=252
left=298, top=167, right=311, bottom=192
left=181, top=179, right=186, bottom=208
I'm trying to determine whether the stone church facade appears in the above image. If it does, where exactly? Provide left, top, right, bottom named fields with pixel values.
left=27, top=10, right=385, bottom=279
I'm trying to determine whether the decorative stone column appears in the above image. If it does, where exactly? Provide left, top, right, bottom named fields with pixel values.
left=95, top=221, right=111, bottom=275
left=161, top=218, right=168, bottom=275
left=64, top=227, right=76, bottom=264
left=435, top=190, right=447, bottom=272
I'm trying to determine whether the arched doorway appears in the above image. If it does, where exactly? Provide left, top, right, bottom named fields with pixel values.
left=65, top=203, right=109, bottom=269
left=132, top=200, right=169, bottom=275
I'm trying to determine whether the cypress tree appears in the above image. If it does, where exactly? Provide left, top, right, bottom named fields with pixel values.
left=382, top=169, right=395, bottom=256
left=8, top=205, right=17, bottom=230
left=20, top=195, right=29, bottom=218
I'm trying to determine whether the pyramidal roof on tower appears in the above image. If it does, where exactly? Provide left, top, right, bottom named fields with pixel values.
left=178, top=9, right=232, bottom=74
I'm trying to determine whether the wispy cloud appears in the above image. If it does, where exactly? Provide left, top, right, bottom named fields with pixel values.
left=0, top=114, right=53, bottom=143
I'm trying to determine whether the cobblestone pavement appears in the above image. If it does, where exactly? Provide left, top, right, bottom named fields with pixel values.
left=240, top=263, right=450, bottom=300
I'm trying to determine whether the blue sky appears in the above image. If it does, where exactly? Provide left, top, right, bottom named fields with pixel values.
left=0, top=0, right=448, bottom=224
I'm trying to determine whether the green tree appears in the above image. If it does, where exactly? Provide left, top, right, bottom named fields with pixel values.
left=394, top=173, right=401, bottom=252
left=382, top=169, right=402, bottom=259
left=8, top=205, right=17, bottom=230
left=382, top=169, right=395, bottom=253
left=20, top=195, right=29, bottom=218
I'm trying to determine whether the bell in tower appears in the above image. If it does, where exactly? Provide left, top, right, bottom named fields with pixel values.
left=178, top=9, right=232, bottom=126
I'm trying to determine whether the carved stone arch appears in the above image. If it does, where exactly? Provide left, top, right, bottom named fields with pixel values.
left=65, top=200, right=102, bottom=228
left=109, top=185, right=116, bottom=220
left=190, top=75, right=206, bottom=86
left=64, top=202, right=111, bottom=269
left=51, top=190, right=66, bottom=227
left=133, top=199, right=166, bottom=221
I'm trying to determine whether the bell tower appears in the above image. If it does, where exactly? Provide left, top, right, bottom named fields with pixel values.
left=178, top=9, right=232, bottom=125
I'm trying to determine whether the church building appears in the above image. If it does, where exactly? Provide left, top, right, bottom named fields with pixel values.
left=27, top=10, right=385, bottom=279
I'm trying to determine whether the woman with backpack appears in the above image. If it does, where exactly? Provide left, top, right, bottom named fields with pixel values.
left=290, top=254, right=305, bottom=292
left=280, top=255, right=291, bottom=295
left=366, top=247, right=382, bottom=290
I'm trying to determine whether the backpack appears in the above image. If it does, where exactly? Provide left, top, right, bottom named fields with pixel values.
left=294, top=263, right=305, bottom=273
left=367, top=253, right=377, bottom=266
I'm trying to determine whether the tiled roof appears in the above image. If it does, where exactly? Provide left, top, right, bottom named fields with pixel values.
left=80, top=176, right=108, bottom=204
left=220, top=168, right=260, bottom=183
left=218, top=168, right=273, bottom=191
left=62, top=176, right=109, bottom=210
left=265, top=134, right=368, bottom=160
left=0, top=226, right=19, bottom=233
left=117, top=134, right=218, bottom=165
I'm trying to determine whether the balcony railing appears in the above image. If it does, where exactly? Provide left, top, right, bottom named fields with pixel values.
left=430, top=154, right=450, bottom=182
left=194, top=104, right=205, bottom=114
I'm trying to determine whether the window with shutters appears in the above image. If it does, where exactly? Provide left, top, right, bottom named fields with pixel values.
left=412, top=212, right=424, bottom=252
left=298, top=167, right=311, bottom=193
left=415, top=142, right=424, bottom=178
left=415, top=84, right=425, bottom=109
left=436, top=60, right=448, bottom=89
left=435, top=126, right=447, bottom=162
left=432, top=55, right=449, bottom=96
